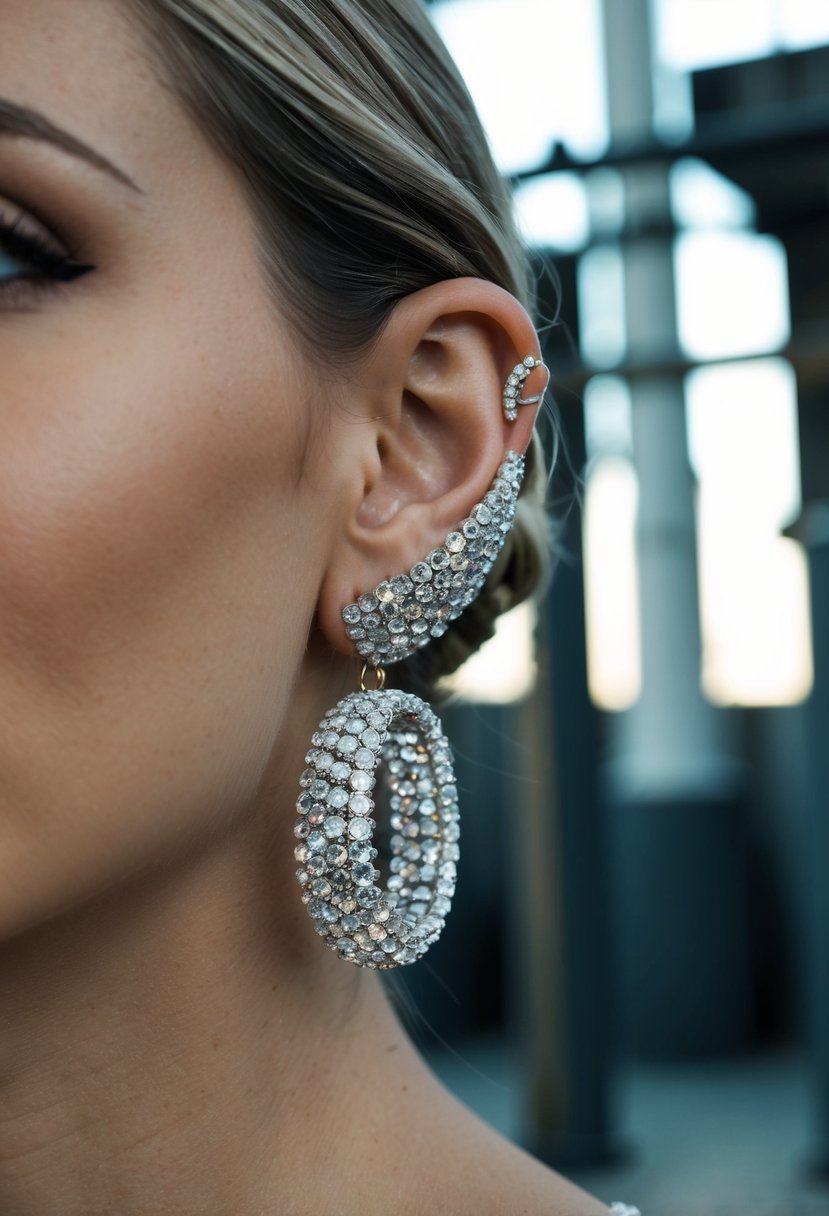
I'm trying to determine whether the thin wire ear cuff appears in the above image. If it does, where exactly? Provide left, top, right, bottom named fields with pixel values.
left=503, top=355, right=547, bottom=422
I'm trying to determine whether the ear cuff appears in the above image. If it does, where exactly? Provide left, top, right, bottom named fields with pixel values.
left=341, top=449, right=525, bottom=669
left=503, top=355, right=547, bottom=422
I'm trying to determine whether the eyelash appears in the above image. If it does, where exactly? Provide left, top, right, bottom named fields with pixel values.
left=0, top=215, right=95, bottom=298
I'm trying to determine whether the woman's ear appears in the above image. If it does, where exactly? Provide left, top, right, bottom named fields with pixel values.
left=316, top=277, right=547, bottom=658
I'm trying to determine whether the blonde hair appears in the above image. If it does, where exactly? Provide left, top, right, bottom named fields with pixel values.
left=130, top=0, right=555, bottom=692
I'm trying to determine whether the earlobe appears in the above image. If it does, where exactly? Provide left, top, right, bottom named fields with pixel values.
left=316, top=277, right=546, bottom=660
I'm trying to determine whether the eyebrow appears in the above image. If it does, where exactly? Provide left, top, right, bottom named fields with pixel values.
left=0, top=98, right=143, bottom=193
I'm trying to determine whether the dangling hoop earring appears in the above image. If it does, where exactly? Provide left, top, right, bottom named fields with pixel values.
left=294, top=358, right=545, bottom=969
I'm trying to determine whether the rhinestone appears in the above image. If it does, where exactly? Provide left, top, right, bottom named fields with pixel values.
left=445, top=532, right=465, bottom=553
left=294, top=844, right=309, bottom=863
left=326, top=787, right=348, bottom=809
left=357, top=885, right=382, bottom=907
left=462, top=519, right=479, bottom=540
left=358, top=593, right=378, bottom=613
left=306, top=831, right=326, bottom=853
left=296, top=792, right=313, bottom=814
left=411, top=562, right=432, bottom=584
left=294, top=820, right=310, bottom=839
left=369, top=923, right=386, bottom=941
left=342, top=914, right=360, bottom=933
left=355, top=748, right=375, bottom=769
left=338, top=735, right=359, bottom=755
left=353, top=862, right=375, bottom=885
left=524, top=355, right=537, bottom=367
left=326, top=843, right=347, bottom=865
left=350, top=770, right=372, bottom=792
left=376, top=581, right=395, bottom=603
left=349, top=842, right=372, bottom=862
left=429, top=548, right=449, bottom=570
left=349, top=818, right=371, bottom=840
left=346, top=717, right=367, bottom=735
left=306, top=856, right=326, bottom=876
left=390, top=574, right=413, bottom=597
left=315, top=753, right=333, bottom=772
left=349, top=792, right=372, bottom=816
left=361, top=728, right=381, bottom=750
left=324, top=815, right=346, bottom=838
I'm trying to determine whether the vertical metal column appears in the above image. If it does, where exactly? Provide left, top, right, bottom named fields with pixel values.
left=509, top=401, right=624, bottom=1168
left=600, top=0, right=750, bottom=1056
left=797, top=519, right=829, bottom=1172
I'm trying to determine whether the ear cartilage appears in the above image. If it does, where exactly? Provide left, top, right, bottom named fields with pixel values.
left=503, top=356, right=546, bottom=423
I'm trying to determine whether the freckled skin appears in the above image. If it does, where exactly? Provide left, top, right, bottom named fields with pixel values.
left=0, top=0, right=333, bottom=938
left=0, top=3, right=609, bottom=1214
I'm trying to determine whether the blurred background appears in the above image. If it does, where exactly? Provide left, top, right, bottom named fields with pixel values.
left=383, top=2, right=829, bottom=1214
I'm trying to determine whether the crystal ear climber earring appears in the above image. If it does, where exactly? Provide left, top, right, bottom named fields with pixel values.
left=293, top=359, right=541, bottom=969
left=503, top=355, right=547, bottom=422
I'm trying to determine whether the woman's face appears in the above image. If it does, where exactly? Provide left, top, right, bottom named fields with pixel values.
left=0, top=0, right=340, bottom=938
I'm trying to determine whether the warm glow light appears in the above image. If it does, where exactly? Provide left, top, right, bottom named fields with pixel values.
left=656, top=0, right=777, bottom=69
left=675, top=231, right=791, bottom=361
left=656, top=0, right=829, bottom=66
left=779, top=0, right=829, bottom=48
left=687, top=358, right=814, bottom=706
left=671, top=159, right=755, bottom=231
left=578, top=244, right=627, bottom=368
left=583, top=456, right=642, bottom=711
left=443, top=601, right=538, bottom=704
left=431, top=0, right=608, bottom=174
left=513, top=172, right=590, bottom=252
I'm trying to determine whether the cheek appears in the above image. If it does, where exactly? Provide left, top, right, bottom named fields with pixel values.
left=0, top=302, right=323, bottom=933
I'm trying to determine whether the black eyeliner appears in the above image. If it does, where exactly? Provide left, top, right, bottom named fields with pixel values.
left=0, top=218, right=96, bottom=283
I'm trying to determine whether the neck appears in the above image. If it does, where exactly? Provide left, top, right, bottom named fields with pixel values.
left=0, top=804, right=438, bottom=1216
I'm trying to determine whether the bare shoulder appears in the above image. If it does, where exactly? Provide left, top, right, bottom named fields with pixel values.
left=443, top=1121, right=611, bottom=1216
left=398, top=1084, right=612, bottom=1216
